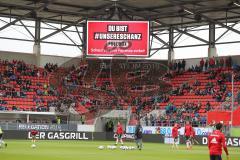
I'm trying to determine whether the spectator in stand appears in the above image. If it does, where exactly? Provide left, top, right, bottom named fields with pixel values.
left=216, top=58, right=220, bottom=68
left=209, top=57, right=215, bottom=68
left=215, top=93, right=222, bottom=102
left=200, top=58, right=204, bottom=71
left=36, top=88, right=43, bottom=96
left=225, top=56, right=232, bottom=68
left=144, top=115, right=149, bottom=126
left=208, top=71, right=217, bottom=80
left=193, top=80, right=201, bottom=86
left=182, top=59, right=186, bottom=71
left=205, top=59, right=209, bottom=71
left=206, top=101, right=211, bottom=111
left=220, top=84, right=227, bottom=93
left=237, top=91, right=240, bottom=104
left=173, top=61, right=177, bottom=71
left=200, top=116, right=207, bottom=126
left=150, top=114, right=155, bottom=126
left=217, top=78, right=223, bottom=85
left=168, top=61, right=173, bottom=70
left=177, top=61, right=181, bottom=72
left=220, top=57, right=224, bottom=68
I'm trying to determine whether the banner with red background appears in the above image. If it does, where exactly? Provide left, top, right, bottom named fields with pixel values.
left=86, top=21, right=149, bottom=57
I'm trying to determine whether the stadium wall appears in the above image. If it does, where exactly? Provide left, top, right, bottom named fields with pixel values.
left=0, top=51, right=81, bottom=67
left=184, top=55, right=240, bottom=70
left=0, top=51, right=36, bottom=64
left=1, top=50, right=240, bottom=70
left=40, top=55, right=81, bottom=67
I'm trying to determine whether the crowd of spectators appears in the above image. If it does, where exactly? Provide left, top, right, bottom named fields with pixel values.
left=1, top=56, right=240, bottom=126
left=168, top=59, right=186, bottom=72
left=0, top=59, right=60, bottom=112
left=44, top=63, right=58, bottom=72
left=143, top=106, right=207, bottom=127
left=185, top=57, right=232, bottom=72
left=143, top=56, right=240, bottom=127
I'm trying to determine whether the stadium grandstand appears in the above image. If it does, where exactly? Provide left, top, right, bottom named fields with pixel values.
left=0, top=0, right=240, bottom=160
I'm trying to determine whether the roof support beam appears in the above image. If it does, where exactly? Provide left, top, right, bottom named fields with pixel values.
left=174, top=27, right=209, bottom=44
left=153, top=20, right=209, bottom=44
left=0, top=0, right=56, bottom=32
left=43, top=22, right=82, bottom=51
left=75, top=26, right=83, bottom=44
left=215, top=23, right=238, bottom=42
left=166, top=0, right=240, bottom=36
left=173, top=31, right=184, bottom=45
left=0, top=19, right=20, bottom=32
left=40, top=18, right=85, bottom=41
left=209, top=23, right=215, bottom=48
left=151, top=33, right=169, bottom=47
left=19, top=20, right=35, bottom=39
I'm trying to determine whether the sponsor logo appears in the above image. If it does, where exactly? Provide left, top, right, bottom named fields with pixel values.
left=19, top=124, right=61, bottom=131
left=202, top=137, right=240, bottom=147
left=28, top=131, right=89, bottom=140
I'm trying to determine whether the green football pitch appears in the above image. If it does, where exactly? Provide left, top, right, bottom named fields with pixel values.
left=0, top=140, right=239, bottom=160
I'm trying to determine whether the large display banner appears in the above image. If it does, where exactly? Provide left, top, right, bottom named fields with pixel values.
left=126, top=126, right=213, bottom=136
left=27, top=131, right=90, bottom=140
left=87, top=21, right=149, bottom=57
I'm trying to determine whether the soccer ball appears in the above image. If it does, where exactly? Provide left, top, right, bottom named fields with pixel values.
left=31, top=144, right=36, bottom=148
left=107, top=145, right=116, bottom=150
left=131, top=146, right=136, bottom=150
left=120, top=146, right=128, bottom=150
left=98, top=145, right=104, bottom=150
left=128, top=146, right=133, bottom=150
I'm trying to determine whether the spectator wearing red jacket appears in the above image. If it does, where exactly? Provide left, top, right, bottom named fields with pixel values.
left=208, top=123, right=229, bottom=160
left=209, top=57, right=215, bottom=68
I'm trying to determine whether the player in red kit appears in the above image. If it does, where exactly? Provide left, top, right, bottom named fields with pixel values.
left=30, top=129, right=38, bottom=147
left=184, top=121, right=193, bottom=149
left=171, top=123, right=180, bottom=149
left=115, top=122, right=124, bottom=145
left=190, top=128, right=199, bottom=145
left=208, top=123, right=229, bottom=160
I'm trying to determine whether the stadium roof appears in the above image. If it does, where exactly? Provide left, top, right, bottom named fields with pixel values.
left=0, top=0, right=240, bottom=59
left=0, top=0, right=239, bottom=29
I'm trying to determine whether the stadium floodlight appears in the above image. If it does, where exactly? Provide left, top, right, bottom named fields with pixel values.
left=233, top=2, right=240, bottom=7
left=184, top=9, right=194, bottom=15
